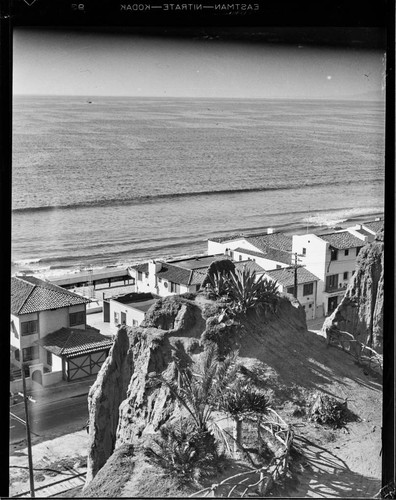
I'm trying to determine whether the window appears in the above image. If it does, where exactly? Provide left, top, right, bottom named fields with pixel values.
left=356, top=247, right=362, bottom=256
left=276, top=265, right=282, bottom=269
left=170, top=282, right=180, bottom=294
left=21, top=320, right=38, bottom=336
left=345, top=249, right=349, bottom=256
left=22, top=346, right=39, bottom=361
left=330, top=248, right=338, bottom=261
left=286, top=286, right=295, bottom=295
left=343, top=271, right=349, bottom=280
left=137, top=271, right=143, bottom=281
left=132, top=320, right=138, bottom=327
left=158, top=277, right=162, bottom=283
left=11, top=320, right=19, bottom=339
left=303, top=283, right=314, bottom=296
left=326, top=274, right=338, bottom=290
left=302, top=248, right=306, bottom=255
left=114, top=312, right=120, bottom=325
left=69, top=311, right=85, bottom=326
left=239, top=255, right=242, bottom=261
left=308, top=304, right=312, bottom=308
left=145, top=272, right=149, bottom=279
left=47, top=351, right=52, bottom=366
left=15, top=349, right=20, bottom=361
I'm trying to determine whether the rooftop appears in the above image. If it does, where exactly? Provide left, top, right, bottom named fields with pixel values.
left=11, top=276, right=90, bottom=315
left=235, top=260, right=265, bottom=274
left=234, top=246, right=292, bottom=265
left=362, top=219, right=384, bottom=234
left=265, top=267, right=320, bottom=287
left=37, top=327, right=113, bottom=359
left=110, top=292, right=159, bottom=313
left=157, top=263, right=206, bottom=286
left=246, top=233, right=292, bottom=252
left=129, top=263, right=149, bottom=273
left=209, top=231, right=292, bottom=252
left=320, top=231, right=365, bottom=250
left=167, top=254, right=233, bottom=271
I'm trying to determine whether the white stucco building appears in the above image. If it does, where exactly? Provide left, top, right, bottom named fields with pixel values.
left=11, top=276, right=112, bottom=383
left=207, top=230, right=293, bottom=270
left=292, top=230, right=367, bottom=316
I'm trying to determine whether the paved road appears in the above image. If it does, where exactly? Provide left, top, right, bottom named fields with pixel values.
left=10, top=394, right=88, bottom=444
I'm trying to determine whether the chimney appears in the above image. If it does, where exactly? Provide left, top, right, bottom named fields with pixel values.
left=149, top=260, right=162, bottom=274
left=267, top=228, right=274, bottom=234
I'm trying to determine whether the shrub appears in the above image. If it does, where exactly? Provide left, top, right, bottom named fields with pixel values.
left=144, top=419, right=225, bottom=486
left=308, top=393, right=358, bottom=429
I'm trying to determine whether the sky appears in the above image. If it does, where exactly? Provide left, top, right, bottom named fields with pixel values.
left=13, top=29, right=386, bottom=99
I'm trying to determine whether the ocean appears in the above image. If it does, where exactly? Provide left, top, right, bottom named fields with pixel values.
left=12, top=96, right=385, bottom=278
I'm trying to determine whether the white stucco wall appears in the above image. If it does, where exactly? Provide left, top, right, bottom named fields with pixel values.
left=208, top=238, right=261, bottom=257
left=110, top=300, right=146, bottom=334
left=234, top=250, right=288, bottom=271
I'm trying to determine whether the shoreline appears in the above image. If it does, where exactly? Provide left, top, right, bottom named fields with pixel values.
left=12, top=211, right=384, bottom=282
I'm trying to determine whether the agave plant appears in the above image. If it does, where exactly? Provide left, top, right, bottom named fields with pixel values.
left=205, top=271, right=231, bottom=299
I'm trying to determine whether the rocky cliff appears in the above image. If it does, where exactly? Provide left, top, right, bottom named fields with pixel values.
left=322, top=229, right=384, bottom=353
left=84, top=293, right=308, bottom=487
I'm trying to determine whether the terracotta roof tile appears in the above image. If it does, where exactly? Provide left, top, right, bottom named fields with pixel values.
left=320, top=232, right=365, bottom=250
left=235, top=261, right=265, bottom=274
left=246, top=233, right=292, bottom=252
left=37, top=327, right=113, bottom=358
left=129, top=263, right=149, bottom=273
left=11, top=276, right=90, bottom=315
left=265, top=267, right=319, bottom=287
left=362, top=219, right=384, bottom=234
left=234, top=247, right=291, bottom=265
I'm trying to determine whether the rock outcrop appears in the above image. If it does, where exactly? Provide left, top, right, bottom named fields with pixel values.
left=86, top=327, right=133, bottom=483
left=84, top=293, right=307, bottom=487
left=322, top=229, right=384, bottom=353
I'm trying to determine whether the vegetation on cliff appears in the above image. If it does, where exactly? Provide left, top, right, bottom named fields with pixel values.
left=83, top=254, right=383, bottom=497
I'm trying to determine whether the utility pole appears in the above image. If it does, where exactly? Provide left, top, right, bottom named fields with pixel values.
left=20, top=364, right=35, bottom=497
left=292, top=252, right=306, bottom=299
left=293, top=252, right=298, bottom=299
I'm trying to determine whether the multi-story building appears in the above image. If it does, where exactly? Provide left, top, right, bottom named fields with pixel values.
left=11, top=275, right=112, bottom=382
left=292, top=230, right=367, bottom=316
left=207, top=230, right=292, bottom=270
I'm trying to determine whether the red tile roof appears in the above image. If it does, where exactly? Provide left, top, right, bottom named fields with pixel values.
left=129, top=263, right=149, bottom=273
left=320, top=232, right=365, bottom=250
left=265, top=267, right=319, bottom=287
left=246, top=233, right=292, bottom=252
left=157, top=263, right=206, bottom=286
left=362, top=219, right=384, bottom=234
left=234, top=246, right=292, bottom=265
left=11, top=276, right=90, bottom=315
left=37, top=327, right=113, bottom=358
left=235, top=261, right=265, bottom=274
